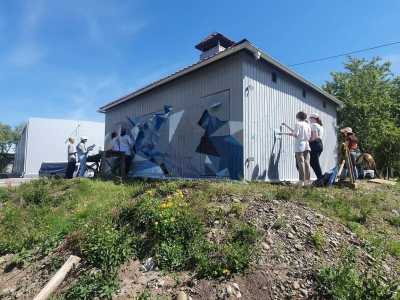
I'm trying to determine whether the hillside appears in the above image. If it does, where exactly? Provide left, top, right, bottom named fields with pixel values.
left=0, top=179, right=399, bottom=299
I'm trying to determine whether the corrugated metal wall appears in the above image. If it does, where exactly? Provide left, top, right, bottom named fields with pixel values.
left=105, top=53, right=244, bottom=179
left=13, top=125, right=28, bottom=175
left=242, top=53, right=338, bottom=181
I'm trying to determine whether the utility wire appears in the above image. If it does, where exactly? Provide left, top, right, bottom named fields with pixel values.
left=289, top=41, right=400, bottom=67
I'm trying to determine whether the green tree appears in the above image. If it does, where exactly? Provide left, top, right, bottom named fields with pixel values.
left=324, top=57, right=400, bottom=176
left=0, top=123, right=23, bottom=172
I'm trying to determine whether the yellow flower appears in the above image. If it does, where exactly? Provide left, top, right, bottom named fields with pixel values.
left=154, top=221, right=158, bottom=225
left=160, top=203, right=167, bottom=209
left=223, top=268, right=230, bottom=275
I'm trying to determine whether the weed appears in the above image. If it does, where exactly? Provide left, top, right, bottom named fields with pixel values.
left=274, top=188, right=293, bottom=201
left=272, top=215, right=287, bottom=230
left=310, top=229, right=326, bottom=250
left=316, top=249, right=400, bottom=300
left=230, top=202, right=247, bottom=218
left=0, top=188, right=10, bottom=202
left=136, top=289, right=151, bottom=300
left=387, top=240, right=400, bottom=257
left=78, top=222, right=133, bottom=272
left=387, top=215, right=400, bottom=227
left=65, top=271, right=119, bottom=300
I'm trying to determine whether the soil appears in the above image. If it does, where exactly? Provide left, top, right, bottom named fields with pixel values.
left=0, top=184, right=398, bottom=299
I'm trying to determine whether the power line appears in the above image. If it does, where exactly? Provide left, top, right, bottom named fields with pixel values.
left=289, top=41, right=400, bottom=67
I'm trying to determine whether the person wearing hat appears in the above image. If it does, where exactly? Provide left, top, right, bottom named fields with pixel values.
left=282, top=111, right=312, bottom=186
left=76, top=136, right=89, bottom=177
left=65, top=137, right=76, bottom=179
left=340, top=127, right=359, bottom=179
left=309, top=113, right=324, bottom=180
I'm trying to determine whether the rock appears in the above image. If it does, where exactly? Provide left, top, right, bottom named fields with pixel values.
left=141, top=257, right=155, bottom=272
left=232, top=282, right=240, bottom=291
left=287, top=232, right=295, bottom=239
left=236, top=291, right=242, bottom=298
left=214, top=220, right=220, bottom=225
left=262, top=242, right=270, bottom=250
left=294, top=243, right=304, bottom=251
left=226, top=285, right=234, bottom=296
left=392, top=209, right=399, bottom=216
left=177, top=291, right=188, bottom=300
left=300, top=289, right=308, bottom=297
left=293, top=281, right=300, bottom=290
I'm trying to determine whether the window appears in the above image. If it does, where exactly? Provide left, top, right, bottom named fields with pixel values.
left=302, top=88, right=306, bottom=98
left=271, top=72, right=277, bottom=83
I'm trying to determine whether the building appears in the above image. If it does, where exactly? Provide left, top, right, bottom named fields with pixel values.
left=13, top=118, right=105, bottom=177
left=99, top=33, right=342, bottom=181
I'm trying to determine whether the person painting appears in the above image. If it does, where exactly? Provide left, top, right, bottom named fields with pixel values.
left=309, top=113, right=324, bottom=180
left=65, top=137, right=76, bottom=179
left=282, top=111, right=312, bottom=186
left=76, top=136, right=89, bottom=177
left=340, top=127, right=359, bottom=179
left=119, top=128, right=133, bottom=176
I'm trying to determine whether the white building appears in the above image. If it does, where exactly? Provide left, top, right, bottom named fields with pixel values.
left=13, top=118, right=105, bottom=177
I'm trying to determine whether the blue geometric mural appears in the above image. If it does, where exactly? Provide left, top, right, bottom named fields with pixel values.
left=195, top=110, right=243, bottom=179
left=106, top=104, right=243, bottom=179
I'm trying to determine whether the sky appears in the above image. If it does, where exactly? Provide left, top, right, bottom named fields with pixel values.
left=1, top=0, right=400, bottom=127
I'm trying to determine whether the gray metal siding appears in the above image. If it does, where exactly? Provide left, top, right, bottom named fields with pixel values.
left=242, top=53, right=338, bottom=181
left=105, top=53, right=244, bottom=179
left=13, top=125, right=28, bottom=176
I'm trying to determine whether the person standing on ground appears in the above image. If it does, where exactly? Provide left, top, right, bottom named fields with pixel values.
left=65, top=137, right=76, bottom=179
left=76, top=136, right=89, bottom=177
left=309, top=113, right=324, bottom=180
left=282, top=111, right=312, bottom=186
left=340, top=127, right=359, bottom=179
left=119, top=129, right=133, bottom=176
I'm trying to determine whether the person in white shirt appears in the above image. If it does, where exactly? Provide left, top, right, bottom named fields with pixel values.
left=65, top=137, right=76, bottom=179
left=309, top=113, right=324, bottom=180
left=119, top=128, right=133, bottom=175
left=282, top=111, right=312, bottom=185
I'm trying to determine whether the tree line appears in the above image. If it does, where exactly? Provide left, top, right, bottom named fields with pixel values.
left=324, top=57, right=400, bottom=177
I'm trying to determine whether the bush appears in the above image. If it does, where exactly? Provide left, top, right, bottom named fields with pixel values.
left=65, top=271, right=119, bottom=300
left=78, top=222, right=133, bottom=272
left=316, top=249, right=400, bottom=299
left=194, top=223, right=259, bottom=278
left=311, top=229, right=326, bottom=250
left=119, top=190, right=204, bottom=271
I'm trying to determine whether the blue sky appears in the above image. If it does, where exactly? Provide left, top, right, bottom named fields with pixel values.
left=1, top=0, right=400, bottom=127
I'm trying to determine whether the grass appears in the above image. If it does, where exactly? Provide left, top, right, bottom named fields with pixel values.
left=0, top=178, right=399, bottom=299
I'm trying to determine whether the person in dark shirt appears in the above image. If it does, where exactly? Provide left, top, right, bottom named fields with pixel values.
left=340, top=127, right=360, bottom=179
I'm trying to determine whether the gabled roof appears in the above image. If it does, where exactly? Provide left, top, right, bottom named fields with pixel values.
left=99, top=40, right=342, bottom=113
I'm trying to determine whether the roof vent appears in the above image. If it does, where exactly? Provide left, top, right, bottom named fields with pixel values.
left=195, top=32, right=235, bottom=61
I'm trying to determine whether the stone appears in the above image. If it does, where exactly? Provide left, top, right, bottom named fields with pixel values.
left=293, top=281, right=300, bottom=290
left=287, top=232, right=295, bottom=239
left=262, top=242, right=270, bottom=250
left=294, top=244, right=304, bottom=251
left=226, top=285, right=234, bottom=296
left=177, top=291, right=188, bottom=300
left=141, top=257, right=156, bottom=272
left=300, top=289, right=308, bottom=297
left=232, top=283, right=240, bottom=291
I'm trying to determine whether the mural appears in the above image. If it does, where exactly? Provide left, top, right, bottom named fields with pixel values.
left=106, top=103, right=243, bottom=179
left=195, top=110, right=243, bottom=179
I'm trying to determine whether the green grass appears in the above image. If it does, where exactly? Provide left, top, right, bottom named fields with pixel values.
left=1, top=178, right=399, bottom=299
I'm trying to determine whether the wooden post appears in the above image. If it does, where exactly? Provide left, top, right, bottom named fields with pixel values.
left=33, top=255, right=81, bottom=300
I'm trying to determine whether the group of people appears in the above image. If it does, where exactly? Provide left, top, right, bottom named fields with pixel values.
left=65, top=136, right=94, bottom=179
left=282, top=111, right=359, bottom=186
left=110, top=128, right=134, bottom=176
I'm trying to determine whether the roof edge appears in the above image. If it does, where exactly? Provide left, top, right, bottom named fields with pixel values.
left=99, top=41, right=342, bottom=112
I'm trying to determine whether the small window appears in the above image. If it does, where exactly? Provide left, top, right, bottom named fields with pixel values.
left=302, top=88, right=306, bottom=98
left=271, top=72, right=277, bottom=83
left=323, top=101, right=327, bottom=108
